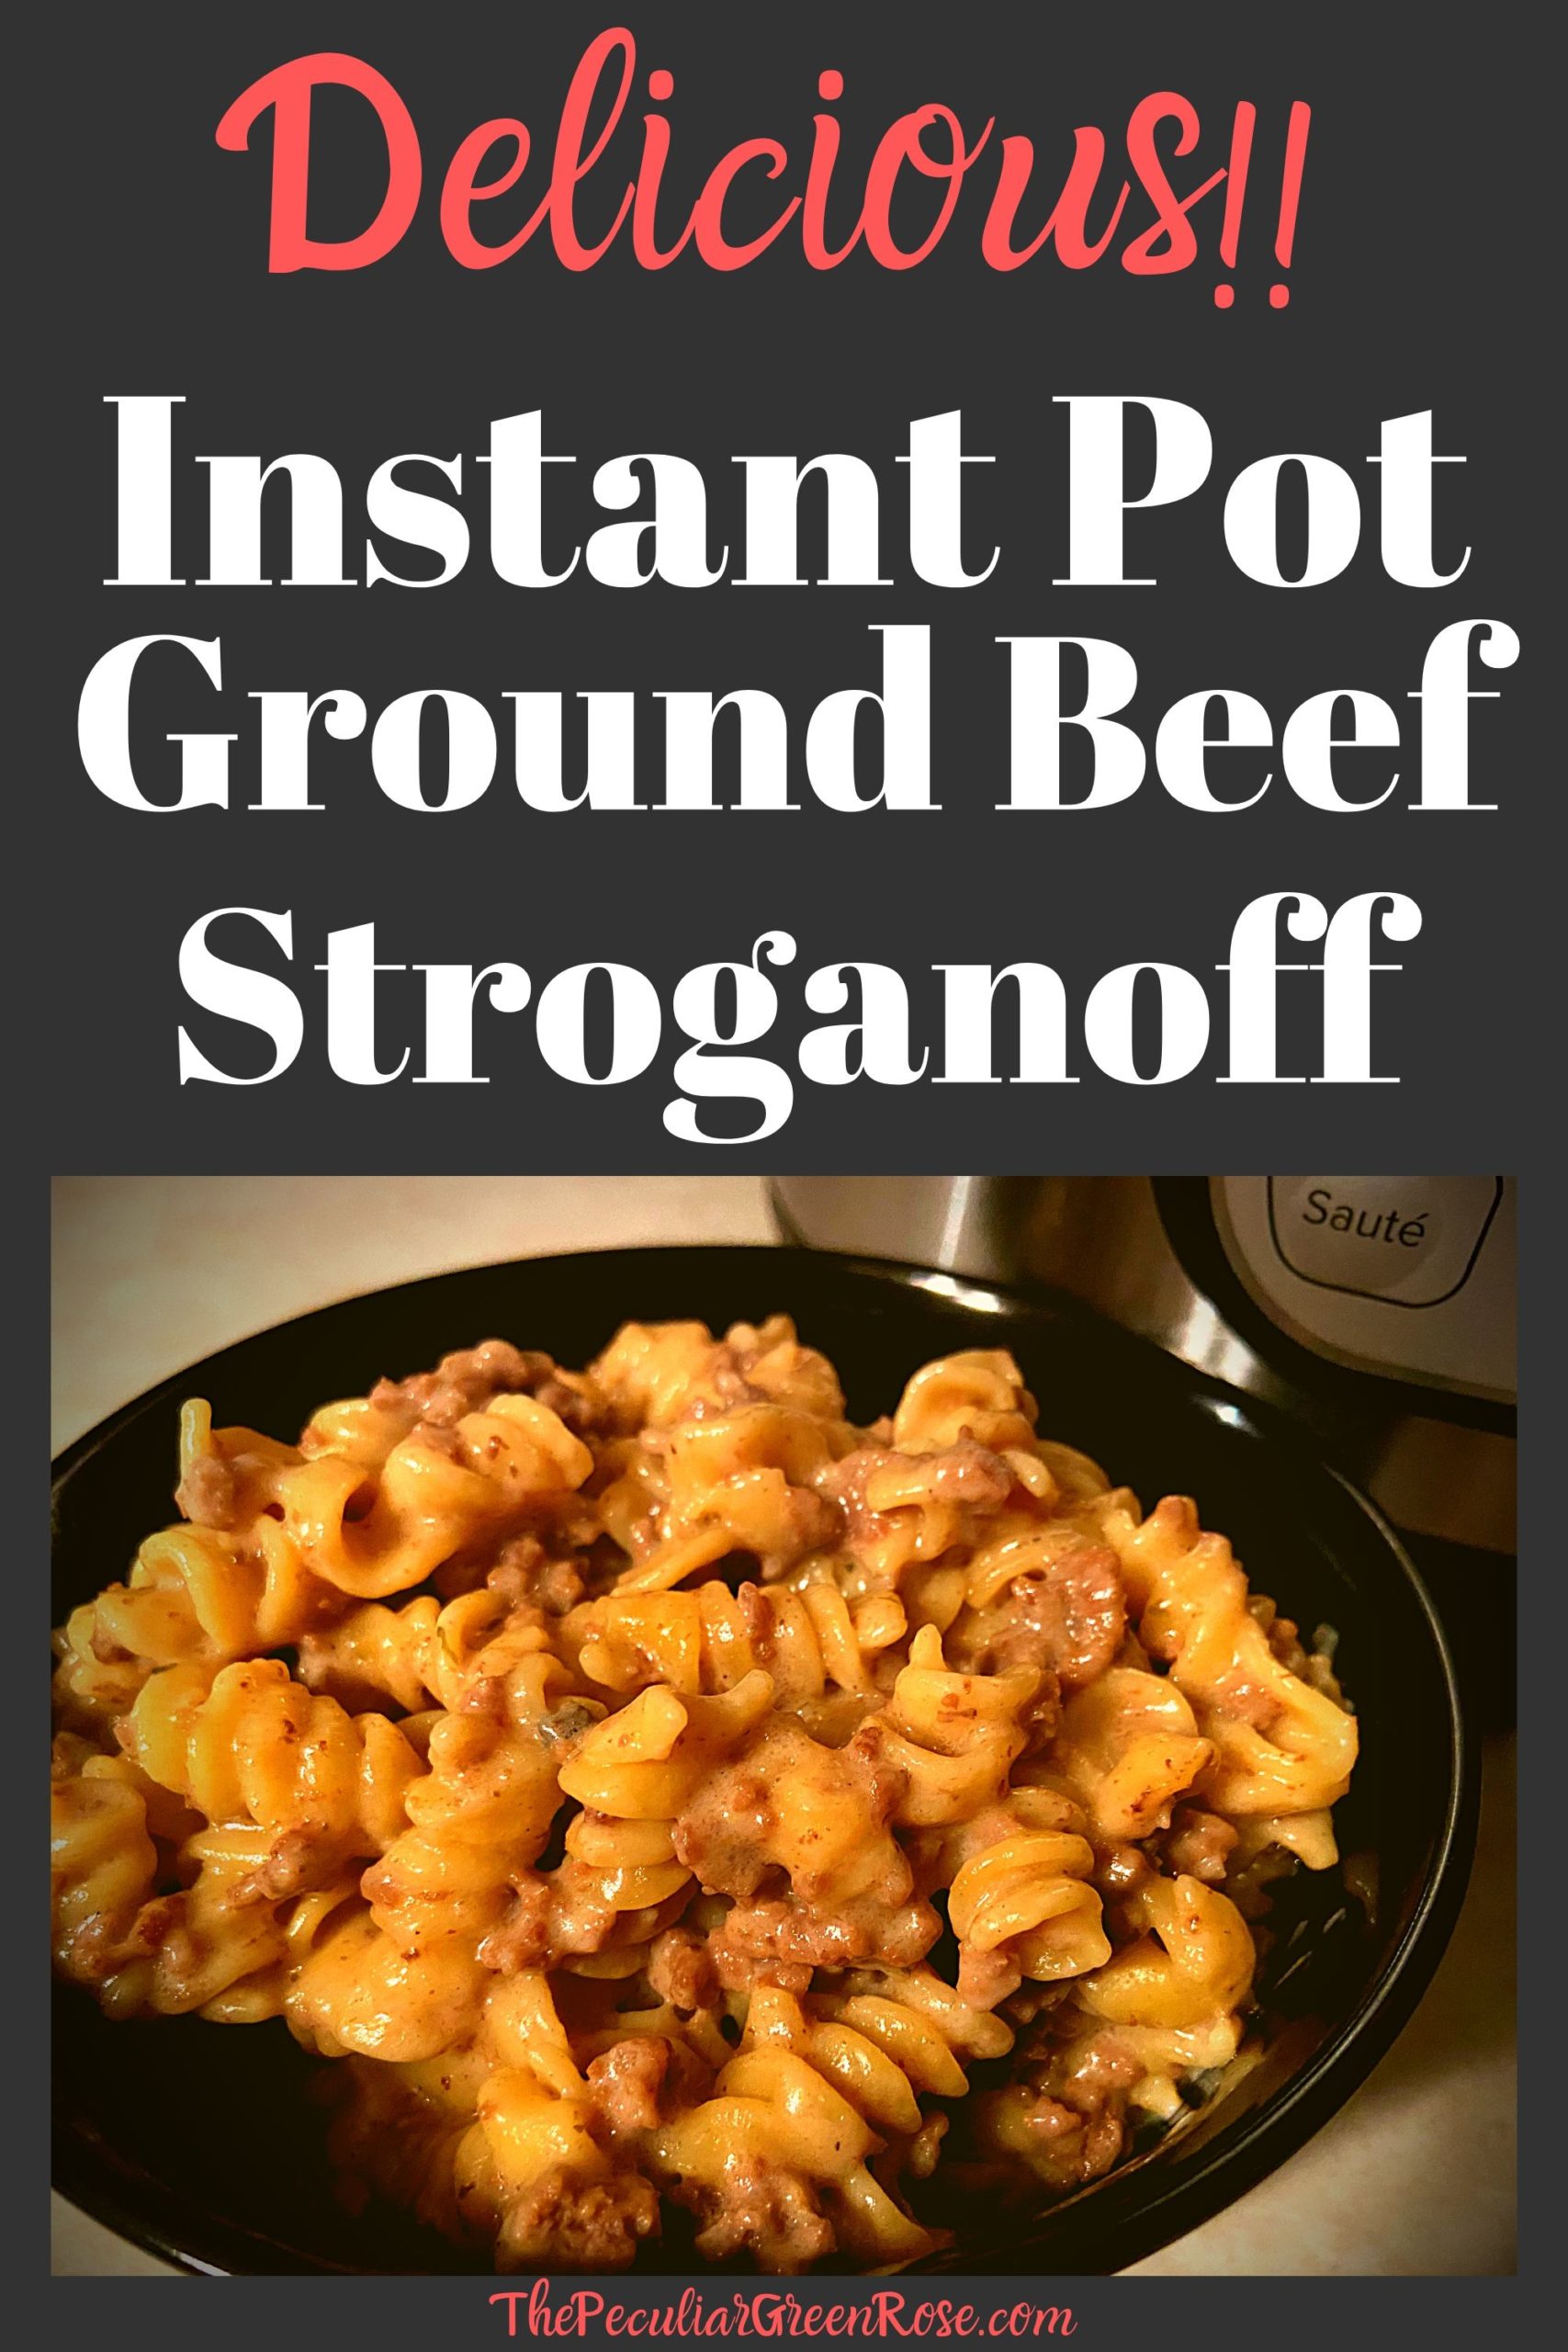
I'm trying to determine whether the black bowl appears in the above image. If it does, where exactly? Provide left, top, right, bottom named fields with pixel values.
left=52, top=1244, right=1476, bottom=2277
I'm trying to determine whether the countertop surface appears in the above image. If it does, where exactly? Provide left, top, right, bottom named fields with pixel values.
left=50, top=1175, right=1517, bottom=2278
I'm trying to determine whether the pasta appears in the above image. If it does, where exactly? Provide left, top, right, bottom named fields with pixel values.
left=51, top=1317, right=1358, bottom=2271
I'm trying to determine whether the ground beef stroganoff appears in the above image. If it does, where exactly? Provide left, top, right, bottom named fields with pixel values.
left=52, top=1317, right=1358, bottom=2272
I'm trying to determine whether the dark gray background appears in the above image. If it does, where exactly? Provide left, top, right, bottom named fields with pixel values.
left=27, top=0, right=1538, bottom=2329
left=25, top=2, right=1548, bottom=1170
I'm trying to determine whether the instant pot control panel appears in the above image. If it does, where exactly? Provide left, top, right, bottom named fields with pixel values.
left=1211, top=1177, right=1515, bottom=1407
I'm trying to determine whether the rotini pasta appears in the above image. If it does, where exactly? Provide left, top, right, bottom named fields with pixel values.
left=51, top=1316, right=1357, bottom=2271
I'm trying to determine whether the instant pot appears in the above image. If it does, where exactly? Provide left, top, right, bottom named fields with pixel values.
left=773, top=1176, right=1517, bottom=1721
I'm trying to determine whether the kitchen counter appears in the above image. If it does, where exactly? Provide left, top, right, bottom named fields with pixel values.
left=50, top=1175, right=1517, bottom=2278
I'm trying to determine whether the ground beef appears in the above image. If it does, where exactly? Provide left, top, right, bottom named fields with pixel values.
left=711, top=1889, right=940, bottom=1980
left=671, top=1718, right=909, bottom=1907
left=692, top=1362, right=768, bottom=1414
left=824, top=1440, right=1015, bottom=1545
left=175, top=1451, right=238, bottom=1530
left=684, top=2158, right=834, bottom=2272
left=584, top=2037, right=672, bottom=2135
left=368, top=1340, right=606, bottom=1437
left=485, top=1537, right=585, bottom=1617
left=584, top=2035, right=708, bottom=2139
left=670, top=1758, right=779, bottom=1901
left=1059, top=2030, right=1146, bottom=2109
left=1000, top=2028, right=1145, bottom=2188
left=476, top=1866, right=615, bottom=1973
left=674, top=1716, right=937, bottom=1984
left=671, top=1321, right=845, bottom=1430
left=708, top=1943, right=814, bottom=1996
left=483, top=1537, right=546, bottom=1605
left=532, top=1377, right=605, bottom=1439
left=647, top=1926, right=721, bottom=2014
left=956, top=1943, right=1023, bottom=2010
left=947, top=1542, right=1126, bottom=1691
left=233, top=1824, right=343, bottom=1903
left=918, top=1441, right=1018, bottom=1510
left=1160, top=1806, right=1239, bottom=1884
left=752, top=1486, right=843, bottom=1578
left=1015, top=2096, right=1125, bottom=2186
left=110, top=1894, right=207, bottom=2006
left=497, top=2165, right=660, bottom=2272
left=1203, top=1665, right=1283, bottom=1731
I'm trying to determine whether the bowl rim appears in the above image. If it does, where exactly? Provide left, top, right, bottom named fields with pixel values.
left=51, top=1240, right=1480, bottom=2278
